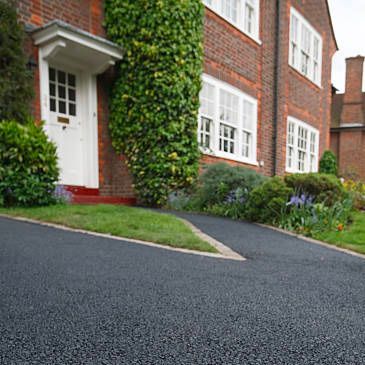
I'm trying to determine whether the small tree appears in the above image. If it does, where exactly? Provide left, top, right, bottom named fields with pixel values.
left=319, top=150, right=338, bottom=176
left=104, top=0, right=204, bottom=206
left=0, top=0, right=33, bottom=122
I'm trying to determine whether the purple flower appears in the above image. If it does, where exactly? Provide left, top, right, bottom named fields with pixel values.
left=287, top=193, right=314, bottom=207
left=53, top=185, right=73, bottom=203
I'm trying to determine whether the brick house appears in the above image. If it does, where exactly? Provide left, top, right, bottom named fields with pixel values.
left=331, top=56, right=365, bottom=180
left=17, top=0, right=337, bottom=203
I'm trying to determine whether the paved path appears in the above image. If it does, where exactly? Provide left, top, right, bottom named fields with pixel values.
left=1, top=214, right=365, bottom=364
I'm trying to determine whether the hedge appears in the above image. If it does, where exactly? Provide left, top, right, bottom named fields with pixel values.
left=104, top=0, right=204, bottom=206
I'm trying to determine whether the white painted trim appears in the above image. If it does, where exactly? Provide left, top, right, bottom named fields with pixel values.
left=32, top=23, right=123, bottom=60
left=285, top=116, right=320, bottom=174
left=339, top=123, right=364, bottom=128
left=38, top=50, right=99, bottom=188
left=203, top=0, right=261, bottom=45
left=199, top=73, right=259, bottom=166
left=289, top=7, right=323, bottom=87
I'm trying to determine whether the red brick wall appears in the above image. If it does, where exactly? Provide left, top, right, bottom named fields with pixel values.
left=278, top=0, right=336, bottom=174
left=203, top=0, right=336, bottom=176
left=17, top=0, right=135, bottom=197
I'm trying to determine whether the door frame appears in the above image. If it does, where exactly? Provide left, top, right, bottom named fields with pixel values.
left=38, top=47, right=99, bottom=188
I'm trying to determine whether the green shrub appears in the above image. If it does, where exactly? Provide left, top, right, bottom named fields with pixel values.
left=192, top=163, right=266, bottom=210
left=319, top=150, right=338, bottom=175
left=284, top=173, right=346, bottom=206
left=245, top=177, right=293, bottom=223
left=343, top=179, right=365, bottom=210
left=0, top=1, right=33, bottom=122
left=0, top=120, right=59, bottom=206
left=105, top=0, right=204, bottom=206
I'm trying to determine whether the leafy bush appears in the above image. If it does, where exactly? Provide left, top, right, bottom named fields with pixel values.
left=192, top=163, right=266, bottom=210
left=284, top=173, right=345, bottom=206
left=245, top=177, right=293, bottom=223
left=343, top=179, right=365, bottom=210
left=319, top=150, right=338, bottom=176
left=278, top=196, right=353, bottom=236
left=0, top=120, right=59, bottom=206
left=105, top=0, right=204, bottom=206
left=0, top=1, right=33, bottom=122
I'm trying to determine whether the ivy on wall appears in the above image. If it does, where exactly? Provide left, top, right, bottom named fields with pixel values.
left=104, top=0, right=204, bottom=206
left=0, top=0, right=33, bottom=122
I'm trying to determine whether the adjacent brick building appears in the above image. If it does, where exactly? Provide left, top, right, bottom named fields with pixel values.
left=331, top=56, right=365, bottom=180
left=16, top=0, right=337, bottom=202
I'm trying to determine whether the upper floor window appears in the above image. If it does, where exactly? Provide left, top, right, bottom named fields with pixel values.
left=203, top=0, right=260, bottom=41
left=286, top=117, right=319, bottom=173
left=289, top=7, right=322, bottom=86
left=198, top=74, right=258, bottom=165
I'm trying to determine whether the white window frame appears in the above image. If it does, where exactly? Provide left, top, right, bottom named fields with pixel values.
left=286, top=116, right=319, bottom=173
left=203, top=0, right=261, bottom=44
left=289, top=7, right=322, bottom=86
left=198, top=74, right=258, bottom=165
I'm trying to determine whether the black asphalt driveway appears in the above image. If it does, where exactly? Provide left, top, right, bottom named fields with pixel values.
left=1, top=213, right=365, bottom=365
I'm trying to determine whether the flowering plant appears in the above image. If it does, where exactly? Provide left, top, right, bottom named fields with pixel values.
left=53, top=185, right=73, bottom=204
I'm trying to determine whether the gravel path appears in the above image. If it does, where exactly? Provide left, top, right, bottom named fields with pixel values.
left=1, top=213, right=364, bottom=364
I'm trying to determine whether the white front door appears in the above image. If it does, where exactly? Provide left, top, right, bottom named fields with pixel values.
left=47, top=66, right=84, bottom=186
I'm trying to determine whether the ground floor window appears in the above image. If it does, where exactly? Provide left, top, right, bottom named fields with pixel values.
left=286, top=116, right=319, bottom=173
left=198, top=74, right=258, bottom=164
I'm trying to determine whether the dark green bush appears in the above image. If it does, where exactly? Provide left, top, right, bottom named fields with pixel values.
left=245, top=177, right=293, bottom=223
left=0, top=120, right=59, bottom=206
left=0, top=1, right=33, bottom=122
left=284, top=173, right=345, bottom=206
left=105, top=0, right=204, bottom=206
left=192, top=163, right=266, bottom=210
left=319, top=150, right=338, bottom=176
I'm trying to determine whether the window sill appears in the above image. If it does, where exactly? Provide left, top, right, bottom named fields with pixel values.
left=204, top=5, right=262, bottom=46
left=200, top=148, right=259, bottom=166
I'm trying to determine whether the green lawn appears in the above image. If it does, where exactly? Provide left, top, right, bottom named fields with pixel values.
left=313, top=211, right=365, bottom=255
left=0, top=204, right=217, bottom=253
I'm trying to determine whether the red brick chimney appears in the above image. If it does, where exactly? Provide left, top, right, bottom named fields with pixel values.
left=341, top=56, right=365, bottom=125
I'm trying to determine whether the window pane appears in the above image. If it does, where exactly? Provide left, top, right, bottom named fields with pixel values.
left=68, top=88, right=76, bottom=102
left=68, top=73, right=76, bottom=87
left=243, top=100, right=254, bottom=131
left=58, top=70, right=66, bottom=84
left=219, top=123, right=235, bottom=154
left=244, top=2, right=255, bottom=35
left=49, top=83, right=56, bottom=97
left=58, top=85, right=66, bottom=99
left=69, top=103, right=76, bottom=116
left=221, top=0, right=238, bottom=23
left=59, top=100, right=66, bottom=114
left=50, top=98, right=56, bottom=112
left=242, top=131, right=251, bottom=158
left=219, top=90, right=238, bottom=125
left=200, top=82, right=215, bottom=117
left=199, top=117, right=212, bottom=149
left=49, top=68, right=56, bottom=82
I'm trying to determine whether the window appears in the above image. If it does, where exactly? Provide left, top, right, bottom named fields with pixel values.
left=289, top=8, right=322, bottom=85
left=198, top=74, right=258, bottom=164
left=286, top=117, right=319, bottom=173
left=203, top=0, right=260, bottom=40
left=49, top=67, right=77, bottom=116
left=198, top=82, right=215, bottom=150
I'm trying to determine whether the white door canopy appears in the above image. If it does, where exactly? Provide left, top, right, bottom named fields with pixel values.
left=31, top=20, right=123, bottom=74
